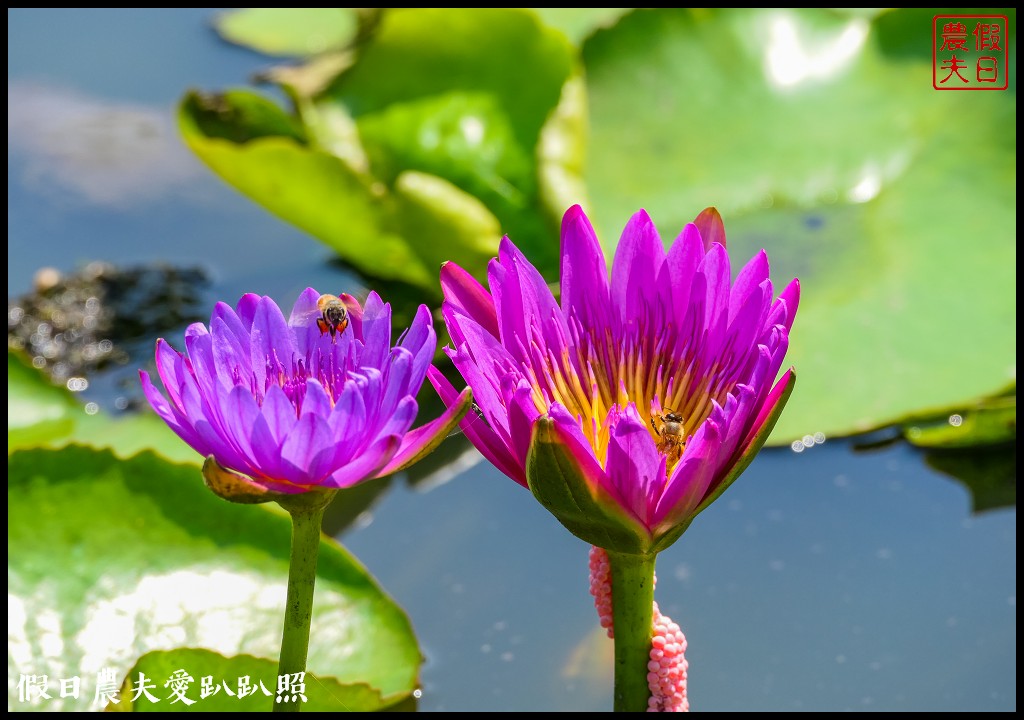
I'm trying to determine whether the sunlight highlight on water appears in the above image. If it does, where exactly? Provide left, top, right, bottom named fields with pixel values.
left=764, top=13, right=868, bottom=89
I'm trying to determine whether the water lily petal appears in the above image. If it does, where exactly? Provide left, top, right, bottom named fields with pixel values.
left=428, top=366, right=524, bottom=485
left=560, top=204, right=611, bottom=334
left=443, top=307, right=517, bottom=436
left=300, top=378, right=333, bottom=419
left=325, top=435, right=400, bottom=489
left=698, top=243, right=731, bottom=358
left=441, top=261, right=499, bottom=338
left=235, top=292, right=260, bottom=330
left=605, top=404, right=667, bottom=527
left=729, top=250, right=770, bottom=325
left=250, top=297, right=292, bottom=391
left=139, top=369, right=207, bottom=454
left=154, top=338, right=188, bottom=409
left=611, top=209, right=665, bottom=330
left=490, top=236, right=568, bottom=363
left=280, top=412, right=332, bottom=482
left=658, top=223, right=703, bottom=322
left=398, top=304, right=437, bottom=389
left=693, top=206, right=727, bottom=251
left=378, top=386, right=473, bottom=477
left=653, top=409, right=723, bottom=528
left=359, top=291, right=392, bottom=370
left=289, top=287, right=324, bottom=359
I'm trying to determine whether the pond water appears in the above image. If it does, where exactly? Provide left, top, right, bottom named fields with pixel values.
left=8, top=8, right=1015, bottom=712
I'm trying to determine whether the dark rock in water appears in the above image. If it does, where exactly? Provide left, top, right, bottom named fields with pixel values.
left=8, top=261, right=210, bottom=412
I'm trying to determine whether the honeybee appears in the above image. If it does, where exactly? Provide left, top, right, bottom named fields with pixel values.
left=650, top=409, right=687, bottom=464
left=316, top=294, right=349, bottom=343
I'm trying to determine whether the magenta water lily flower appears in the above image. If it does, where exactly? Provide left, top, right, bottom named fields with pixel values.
left=431, top=206, right=798, bottom=554
left=141, top=288, right=471, bottom=496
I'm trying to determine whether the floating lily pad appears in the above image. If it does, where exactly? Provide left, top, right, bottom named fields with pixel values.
left=8, top=446, right=421, bottom=712
left=582, top=7, right=1016, bottom=444
left=8, top=350, right=197, bottom=464
left=214, top=8, right=360, bottom=58
left=902, top=387, right=1016, bottom=449
left=108, top=649, right=415, bottom=711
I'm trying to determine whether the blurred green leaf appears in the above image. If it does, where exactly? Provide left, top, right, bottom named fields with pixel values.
left=582, top=7, right=1016, bottom=444
left=8, top=350, right=198, bottom=464
left=538, top=73, right=591, bottom=228
left=8, top=350, right=78, bottom=448
left=529, top=8, right=632, bottom=44
left=109, top=649, right=415, bottom=711
left=214, top=8, right=359, bottom=57
left=357, top=91, right=534, bottom=210
left=8, top=446, right=420, bottom=712
left=182, top=9, right=579, bottom=293
left=183, top=89, right=306, bottom=144
left=391, top=171, right=503, bottom=281
left=322, top=8, right=573, bottom=155
left=903, top=387, right=1016, bottom=449
left=180, top=92, right=434, bottom=289
left=320, top=7, right=574, bottom=274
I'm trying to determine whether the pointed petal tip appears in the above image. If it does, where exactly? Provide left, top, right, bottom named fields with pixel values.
left=560, top=204, right=597, bottom=241
left=562, top=203, right=587, bottom=221
left=694, top=206, right=727, bottom=250
left=630, top=207, right=654, bottom=224
left=696, top=206, right=722, bottom=222
left=376, top=386, right=473, bottom=477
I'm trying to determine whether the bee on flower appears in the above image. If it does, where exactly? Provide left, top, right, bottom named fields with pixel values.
left=429, top=205, right=798, bottom=554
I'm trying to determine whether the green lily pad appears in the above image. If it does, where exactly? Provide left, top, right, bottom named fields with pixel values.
left=7, top=350, right=198, bottom=464
left=321, top=8, right=573, bottom=157
left=582, top=8, right=1016, bottom=444
left=7, top=446, right=420, bottom=712
left=8, top=350, right=78, bottom=448
left=357, top=91, right=535, bottom=213
left=529, top=8, right=632, bottom=44
left=214, top=8, right=360, bottom=57
left=108, top=649, right=415, bottom=712
left=902, top=387, right=1016, bottom=449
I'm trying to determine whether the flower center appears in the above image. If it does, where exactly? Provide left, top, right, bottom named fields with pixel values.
left=517, top=312, right=737, bottom=471
left=246, top=346, right=351, bottom=415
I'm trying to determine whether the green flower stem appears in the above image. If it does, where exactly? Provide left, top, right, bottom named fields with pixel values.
left=274, top=491, right=334, bottom=713
left=607, top=550, right=656, bottom=712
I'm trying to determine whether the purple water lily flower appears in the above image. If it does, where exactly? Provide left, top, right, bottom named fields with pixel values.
left=431, top=206, right=798, bottom=553
left=141, top=288, right=471, bottom=495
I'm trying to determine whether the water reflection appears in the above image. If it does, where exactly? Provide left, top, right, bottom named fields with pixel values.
left=924, top=444, right=1016, bottom=514
left=339, top=438, right=1017, bottom=711
left=7, top=83, right=203, bottom=207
